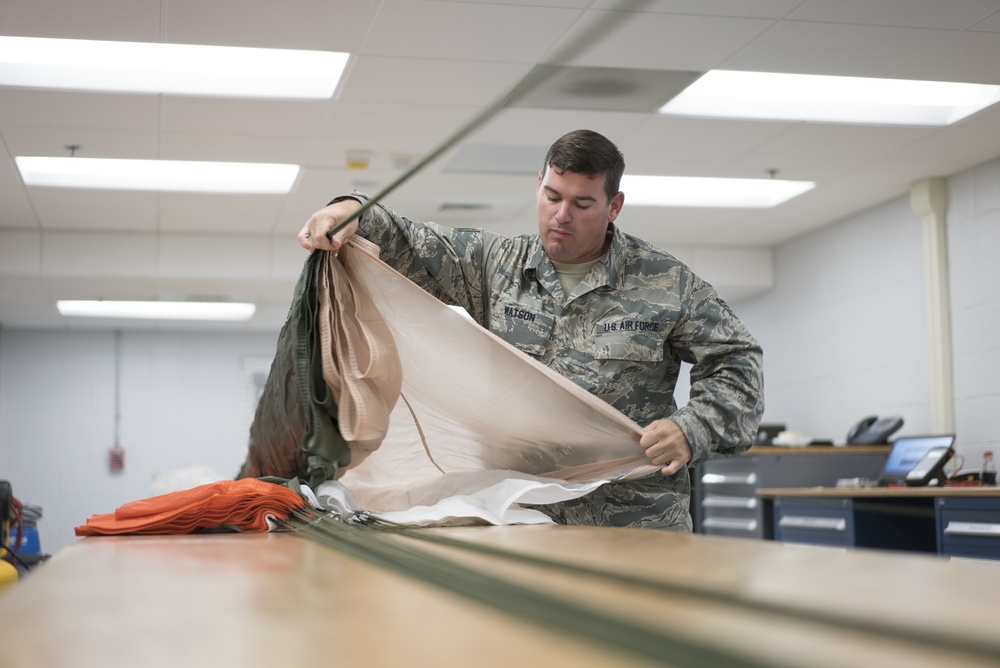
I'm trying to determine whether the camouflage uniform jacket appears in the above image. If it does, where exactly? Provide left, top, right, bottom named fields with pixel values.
left=340, top=195, right=764, bottom=530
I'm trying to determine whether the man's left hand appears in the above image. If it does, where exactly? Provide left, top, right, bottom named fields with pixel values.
left=640, top=419, right=692, bottom=476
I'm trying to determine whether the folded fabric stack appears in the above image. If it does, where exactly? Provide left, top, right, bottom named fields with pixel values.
left=75, top=478, right=307, bottom=536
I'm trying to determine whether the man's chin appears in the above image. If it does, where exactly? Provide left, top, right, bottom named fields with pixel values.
left=542, top=240, right=573, bottom=261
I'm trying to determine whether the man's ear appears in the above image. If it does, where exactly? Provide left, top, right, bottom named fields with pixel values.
left=608, top=191, right=625, bottom=222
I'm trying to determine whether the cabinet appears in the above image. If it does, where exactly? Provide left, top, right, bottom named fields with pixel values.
left=758, top=488, right=1000, bottom=559
left=773, top=495, right=937, bottom=552
left=694, top=446, right=889, bottom=540
left=937, top=497, right=1000, bottom=559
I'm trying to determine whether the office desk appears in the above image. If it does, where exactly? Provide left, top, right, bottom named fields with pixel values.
left=694, top=446, right=890, bottom=539
left=758, top=486, right=1000, bottom=558
left=1, top=526, right=999, bottom=668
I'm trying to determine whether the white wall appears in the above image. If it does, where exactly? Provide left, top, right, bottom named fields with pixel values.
left=947, top=157, right=1000, bottom=467
left=736, top=196, right=931, bottom=444
left=0, top=329, right=278, bottom=553
left=736, top=155, right=1000, bottom=467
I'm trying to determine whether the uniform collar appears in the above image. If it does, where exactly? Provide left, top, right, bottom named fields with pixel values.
left=527, top=223, right=625, bottom=289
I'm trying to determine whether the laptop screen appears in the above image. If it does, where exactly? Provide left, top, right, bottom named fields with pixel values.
left=878, top=435, right=955, bottom=485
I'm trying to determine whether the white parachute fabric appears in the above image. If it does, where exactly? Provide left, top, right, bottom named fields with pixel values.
left=332, top=238, right=658, bottom=522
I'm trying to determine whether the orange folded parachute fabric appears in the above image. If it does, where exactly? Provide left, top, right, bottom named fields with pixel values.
left=74, top=478, right=307, bottom=536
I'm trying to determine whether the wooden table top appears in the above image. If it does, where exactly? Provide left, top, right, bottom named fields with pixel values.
left=1, top=525, right=998, bottom=668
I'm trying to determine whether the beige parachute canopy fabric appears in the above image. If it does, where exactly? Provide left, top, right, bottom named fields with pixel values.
left=241, top=237, right=657, bottom=516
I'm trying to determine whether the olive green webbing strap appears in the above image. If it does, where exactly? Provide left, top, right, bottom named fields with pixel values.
left=287, top=509, right=771, bottom=668
left=380, top=520, right=1000, bottom=663
left=287, top=511, right=1000, bottom=665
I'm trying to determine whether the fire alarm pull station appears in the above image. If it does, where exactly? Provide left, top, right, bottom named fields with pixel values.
left=109, top=447, right=125, bottom=472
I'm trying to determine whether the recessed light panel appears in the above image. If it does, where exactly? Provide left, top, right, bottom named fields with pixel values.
left=659, top=70, right=1000, bottom=126
left=16, top=157, right=299, bottom=193
left=0, top=36, right=349, bottom=98
left=621, top=174, right=814, bottom=208
left=57, top=301, right=256, bottom=321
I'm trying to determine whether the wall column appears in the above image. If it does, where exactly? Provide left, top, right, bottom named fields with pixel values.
left=910, top=178, right=954, bottom=434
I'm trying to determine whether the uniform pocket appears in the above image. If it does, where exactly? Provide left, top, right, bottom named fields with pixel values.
left=593, top=330, right=665, bottom=362
left=490, top=299, right=555, bottom=358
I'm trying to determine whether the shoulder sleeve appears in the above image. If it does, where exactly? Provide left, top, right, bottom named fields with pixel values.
left=335, top=192, right=503, bottom=323
left=666, top=269, right=764, bottom=465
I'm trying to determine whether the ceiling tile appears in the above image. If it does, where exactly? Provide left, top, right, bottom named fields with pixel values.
left=163, top=0, right=379, bottom=52
left=889, top=125, right=1000, bottom=168
left=444, top=143, right=546, bottom=174
left=42, top=231, right=157, bottom=277
left=714, top=151, right=871, bottom=182
left=887, top=30, right=1000, bottom=83
left=0, top=90, right=159, bottom=131
left=513, top=66, right=702, bottom=113
left=591, top=0, right=800, bottom=19
left=361, top=1, right=579, bottom=62
left=160, top=131, right=314, bottom=164
left=972, top=11, right=1000, bottom=31
left=0, top=230, right=41, bottom=274
left=158, top=234, right=271, bottom=279
left=306, top=101, right=477, bottom=165
left=2, top=126, right=160, bottom=160
left=160, top=98, right=330, bottom=136
left=787, top=0, right=1000, bottom=30
left=0, top=148, right=40, bottom=229
left=157, top=193, right=286, bottom=234
left=0, top=0, right=161, bottom=41
left=467, top=107, right=650, bottom=148
left=28, top=188, right=158, bottom=232
left=624, top=116, right=795, bottom=157
left=557, top=10, right=774, bottom=70
left=749, top=123, right=934, bottom=158
left=722, top=20, right=957, bottom=76
left=338, top=56, right=529, bottom=107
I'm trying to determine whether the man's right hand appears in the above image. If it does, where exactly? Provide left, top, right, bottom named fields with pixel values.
left=298, top=198, right=362, bottom=252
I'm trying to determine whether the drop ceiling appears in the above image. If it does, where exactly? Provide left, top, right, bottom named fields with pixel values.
left=2, top=0, right=1000, bottom=331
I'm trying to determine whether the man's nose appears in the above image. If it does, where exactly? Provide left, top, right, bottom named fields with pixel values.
left=555, top=201, right=572, bottom=223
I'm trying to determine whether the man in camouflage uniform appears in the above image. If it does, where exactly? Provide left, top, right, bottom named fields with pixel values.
left=300, top=129, right=764, bottom=531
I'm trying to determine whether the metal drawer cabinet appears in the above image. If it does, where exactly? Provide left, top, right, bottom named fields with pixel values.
left=694, top=448, right=888, bottom=541
left=937, top=497, right=1000, bottom=560
left=773, top=498, right=854, bottom=547
left=698, top=457, right=763, bottom=539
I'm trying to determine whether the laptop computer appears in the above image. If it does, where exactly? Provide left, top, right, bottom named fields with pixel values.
left=876, top=434, right=955, bottom=486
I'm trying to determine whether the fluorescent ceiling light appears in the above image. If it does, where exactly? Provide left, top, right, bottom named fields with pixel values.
left=57, top=301, right=256, bottom=321
left=0, top=35, right=348, bottom=98
left=659, top=70, right=1000, bottom=126
left=621, top=174, right=814, bottom=208
left=16, top=157, right=299, bottom=193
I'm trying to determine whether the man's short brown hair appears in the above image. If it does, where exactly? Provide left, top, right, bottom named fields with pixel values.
left=542, top=129, right=625, bottom=202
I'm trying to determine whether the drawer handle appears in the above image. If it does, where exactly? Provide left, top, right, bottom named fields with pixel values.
left=701, top=472, right=757, bottom=486
left=702, top=518, right=758, bottom=532
left=703, top=495, right=757, bottom=509
left=943, top=521, right=1000, bottom=537
left=779, top=516, right=846, bottom=532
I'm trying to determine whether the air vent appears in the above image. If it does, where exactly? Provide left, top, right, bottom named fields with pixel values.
left=511, top=65, right=702, bottom=112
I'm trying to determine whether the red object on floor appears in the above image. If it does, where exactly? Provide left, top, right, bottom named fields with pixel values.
left=74, top=478, right=307, bottom=536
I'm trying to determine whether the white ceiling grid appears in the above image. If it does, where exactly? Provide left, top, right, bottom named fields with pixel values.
left=1, top=0, right=999, bottom=329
